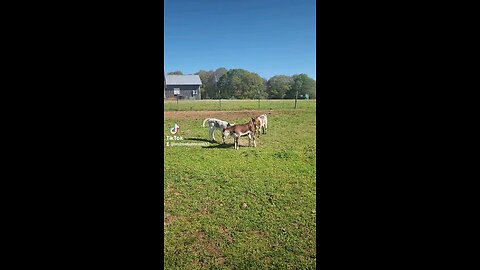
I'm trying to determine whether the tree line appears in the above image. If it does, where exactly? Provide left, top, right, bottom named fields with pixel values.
left=167, top=68, right=316, bottom=99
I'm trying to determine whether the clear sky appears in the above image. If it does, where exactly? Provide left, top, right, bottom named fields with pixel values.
left=164, top=0, right=316, bottom=80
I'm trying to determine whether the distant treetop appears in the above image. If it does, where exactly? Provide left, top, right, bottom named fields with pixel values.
left=167, top=71, right=183, bottom=75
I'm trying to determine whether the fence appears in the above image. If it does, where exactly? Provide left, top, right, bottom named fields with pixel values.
left=163, top=99, right=316, bottom=111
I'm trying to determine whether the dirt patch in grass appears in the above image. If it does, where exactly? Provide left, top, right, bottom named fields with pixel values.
left=164, top=213, right=177, bottom=226
left=215, top=257, right=226, bottom=265
left=196, top=206, right=209, bottom=216
left=165, top=186, right=182, bottom=197
left=218, top=225, right=229, bottom=234
left=164, top=186, right=182, bottom=208
left=195, top=231, right=221, bottom=255
left=218, top=225, right=235, bottom=244
left=164, top=110, right=279, bottom=121
left=253, top=230, right=269, bottom=238
left=165, top=186, right=177, bottom=194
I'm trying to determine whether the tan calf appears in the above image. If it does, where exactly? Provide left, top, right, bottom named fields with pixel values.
left=253, top=114, right=268, bottom=136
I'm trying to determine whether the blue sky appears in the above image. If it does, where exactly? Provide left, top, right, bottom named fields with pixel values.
left=164, top=0, right=316, bottom=80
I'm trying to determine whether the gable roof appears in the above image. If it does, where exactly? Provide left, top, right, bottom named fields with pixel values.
left=165, top=75, right=202, bottom=85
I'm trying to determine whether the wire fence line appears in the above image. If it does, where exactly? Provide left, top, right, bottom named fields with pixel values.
left=163, top=99, right=316, bottom=112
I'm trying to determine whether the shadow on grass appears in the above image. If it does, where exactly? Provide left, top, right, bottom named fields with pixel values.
left=202, top=143, right=234, bottom=149
left=184, top=137, right=213, bottom=143
left=183, top=137, right=237, bottom=148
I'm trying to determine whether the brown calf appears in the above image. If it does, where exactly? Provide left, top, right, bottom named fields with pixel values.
left=222, top=118, right=257, bottom=150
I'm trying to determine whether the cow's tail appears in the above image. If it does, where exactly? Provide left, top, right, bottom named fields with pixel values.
left=202, top=118, right=209, bottom=127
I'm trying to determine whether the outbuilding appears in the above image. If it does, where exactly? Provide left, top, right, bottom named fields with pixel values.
left=164, top=75, right=202, bottom=100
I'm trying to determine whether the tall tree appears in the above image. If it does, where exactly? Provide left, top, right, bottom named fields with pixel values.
left=211, top=68, right=228, bottom=99
left=310, top=80, right=317, bottom=99
left=194, top=67, right=229, bottom=99
left=195, top=70, right=214, bottom=99
left=267, top=75, right=293, bottom=99
left=217, top=69, right=265, bottom=99
left=213, top=67, right=227, bottom=83
left=286, top=74, right=316, bottom=99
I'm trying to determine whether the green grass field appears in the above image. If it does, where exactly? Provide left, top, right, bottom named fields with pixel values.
left=164, top=99, right=315, bottom=111
left=164, top=100, right=316, bottom=269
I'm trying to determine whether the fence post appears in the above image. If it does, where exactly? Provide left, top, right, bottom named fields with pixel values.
left=258, top=90, right=260, bottom=109
left=218, top=89, right=222, bottom=110
left=295, top=90, right=298, bottom=109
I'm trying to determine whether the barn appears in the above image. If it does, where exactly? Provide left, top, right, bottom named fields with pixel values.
left=164, top=75, right=202, bottom=100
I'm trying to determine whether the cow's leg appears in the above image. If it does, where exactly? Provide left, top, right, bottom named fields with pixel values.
left=209, top=127, right=215, bottom=142
left=253, top=136, right=256, bottom=147
left=248, top=134, right=252, bottom=146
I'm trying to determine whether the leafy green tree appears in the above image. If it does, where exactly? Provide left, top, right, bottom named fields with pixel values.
left=195, top=70, right=214, bottom=99
left=211, top=68, right=228, bottom=99
left=310, top=80, right=317, bottom=99
left=194, top=67, right=228, bottom=99
left=217, top=69, right=265, bottom=99
left=213, top=68, right=227, bottom=82
left=267, top=75, right=293, bottom=99
left=286, top=74, right=316, bottom=99
left=167, top=71, right=183, bottom=75
left=259, top=78, right=269, bottom=99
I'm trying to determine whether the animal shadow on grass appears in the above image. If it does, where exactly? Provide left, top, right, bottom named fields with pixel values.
left=184, top=137, right=212, bottom=143
left=184, top=137, right=233, bottom=148
left=202, top=143, right=234, bottom=149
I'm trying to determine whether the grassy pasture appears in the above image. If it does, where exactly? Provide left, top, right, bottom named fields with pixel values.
left=164, top=100, right=316, bottom=269
left=164, top=99, right=315, bottom=111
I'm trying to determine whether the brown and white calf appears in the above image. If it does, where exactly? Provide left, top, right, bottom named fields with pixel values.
left=253, top=114, right=268, bottom=136
left=222, top=118, right=257, bottom=150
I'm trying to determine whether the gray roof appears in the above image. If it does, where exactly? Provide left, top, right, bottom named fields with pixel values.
left=165, top=75, right=202, bottom=85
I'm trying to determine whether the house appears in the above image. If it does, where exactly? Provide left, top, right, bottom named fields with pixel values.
left=164, top=75, right=202, bottom=100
